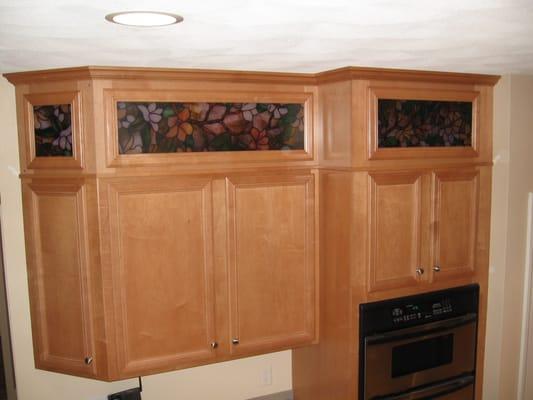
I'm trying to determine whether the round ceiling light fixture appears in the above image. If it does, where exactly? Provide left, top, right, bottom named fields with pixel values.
left=105, top=11, right=184, bottom=27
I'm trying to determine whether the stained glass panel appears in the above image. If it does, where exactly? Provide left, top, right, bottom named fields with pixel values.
left=377, top=99, right=473, bottom=148
left=33, top=104, right=73, bottom=157
left=117, top=101, right=305, bottom=154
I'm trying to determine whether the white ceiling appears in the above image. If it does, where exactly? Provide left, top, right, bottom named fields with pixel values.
left=1, top=0, right=533, bottom=75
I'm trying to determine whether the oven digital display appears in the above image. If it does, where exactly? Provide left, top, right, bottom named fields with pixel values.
left=391, top=334, right=454, bottom=377
left=391, top=298, right=454, bottom=324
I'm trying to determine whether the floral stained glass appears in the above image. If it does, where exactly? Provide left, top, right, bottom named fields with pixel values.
left=378, top=99, right=473, bottom=148
left=33, top=104, right=73, bottom=156
left=117, top=101, right=305, bottom=154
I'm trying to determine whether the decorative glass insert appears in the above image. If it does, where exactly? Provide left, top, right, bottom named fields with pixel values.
left=117, top=101, right=305, bottom=154
left=33, top=104, right=73, bottom=156
left=377, top=99, right=473, bottom=148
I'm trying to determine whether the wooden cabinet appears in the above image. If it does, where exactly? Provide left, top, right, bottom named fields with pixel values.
left=226, top=174, right=316, bottom=356
left=95, top=172, right=318, bottom=379
left=432, top=169, right=479, bottom=282
left=22, top=179, right=97, bottom=378
left=101, top=176, right=218, bottom=377
left=368, top=168, right=479, bottom=292
left=6, top=66, right=496, bottom=388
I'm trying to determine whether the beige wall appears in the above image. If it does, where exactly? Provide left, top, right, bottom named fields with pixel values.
left=484, top=75, right=533, bottom=400
left=0, top=76, right=292, bottom=400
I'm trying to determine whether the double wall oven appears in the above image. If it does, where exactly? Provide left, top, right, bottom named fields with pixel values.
left=359, top=285, right=479, bottom=400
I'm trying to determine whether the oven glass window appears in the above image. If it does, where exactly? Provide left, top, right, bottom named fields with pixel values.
left=391, top=334, right=454, bottom=378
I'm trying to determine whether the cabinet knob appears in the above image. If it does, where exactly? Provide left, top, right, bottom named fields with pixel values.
left=415, top=268, right=425, bottom=276
left=433, top=265, right=441, bottom=272
left=231, top=338, right=240, bottom=345
left=84, top=356, right=93, bottom=365
left=211, top=341, right=218, bottom=349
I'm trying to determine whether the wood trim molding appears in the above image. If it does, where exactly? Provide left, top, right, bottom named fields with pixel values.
left=4, top=65, right=501, bottom=87
left=315, top=66, right=500, bottom=86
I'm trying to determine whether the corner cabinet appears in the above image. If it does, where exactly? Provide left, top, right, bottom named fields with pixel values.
left=6, top=67, right=319, bottom=381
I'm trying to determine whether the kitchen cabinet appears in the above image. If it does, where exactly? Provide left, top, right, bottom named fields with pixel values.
left=292, top=70, right=497, bottom=400
left=21, top=179, right=97, bottom=378
left=97, top=172, right=317, bottom=379
left=225, top=174, right=316, bottom=356
left=101, top=176, right=219, bottom=377
left=368, top=168, right=479, bottom=292
left=5, top=66, right=497, bottom=392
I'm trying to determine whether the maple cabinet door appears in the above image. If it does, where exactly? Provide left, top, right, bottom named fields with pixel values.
left=225, top=173, right=317, bottom=356
left=103, top=177, right=217, bottom=378
left=431, top=169, right=479, bottom=282
left=368, top=172, right=429, bottom=292
left=23, top=180, right=97, bottom=378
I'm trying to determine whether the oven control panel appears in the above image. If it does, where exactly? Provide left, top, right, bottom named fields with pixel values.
left=391, top=298, right=453, bottom=324
left=359, top=284, right=479, bottom=335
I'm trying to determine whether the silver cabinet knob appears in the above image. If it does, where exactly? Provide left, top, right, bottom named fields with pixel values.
left=84, top=356, right=93, bottom=365
left=433, top=265, right=441, bottom=272
left=232, top=338, right=240, bottom=345
left=211, top=341, right=218, bottom=349
left=415, top=268, right=425, bottom=276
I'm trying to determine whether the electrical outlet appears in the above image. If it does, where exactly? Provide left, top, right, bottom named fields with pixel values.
left=107, top=387, right=142, bottom=400
left=261, top=366, right=273, bottom=386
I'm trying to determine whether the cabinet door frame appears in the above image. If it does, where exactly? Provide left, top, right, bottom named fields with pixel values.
left=23, top=179, right=96, bottom=377
left=102, top=176, right=218, bottom=377
left=431, top=169, right=480, bottom=282
left=367, top=171, right=429, bottom=292
left=225, top=173, right=317, bottom=356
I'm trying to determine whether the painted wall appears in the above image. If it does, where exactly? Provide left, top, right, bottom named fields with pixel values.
left=0, top=76, right=292, bottom=400
left=483, top=75, right=533, bottom=400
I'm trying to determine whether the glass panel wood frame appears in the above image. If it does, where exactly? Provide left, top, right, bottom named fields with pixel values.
left=23, top=91, right=83, bottom=169
left=104, top=89, right=314, bottom=167
left=368, top=87, right=480, bottom=160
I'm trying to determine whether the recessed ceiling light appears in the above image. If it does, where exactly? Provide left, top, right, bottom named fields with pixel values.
left=105, top=11, right=184, bottom=27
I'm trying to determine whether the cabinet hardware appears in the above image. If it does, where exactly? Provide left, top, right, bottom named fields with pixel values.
left=433, top=265, right=441, bottom=272
left=415, top=268, right=425, bottom=276
left=211, top=341, right=218, bottom=349
left=84, top=356, right=93, bottom=365
left=232, top=338, right=240, bottom=345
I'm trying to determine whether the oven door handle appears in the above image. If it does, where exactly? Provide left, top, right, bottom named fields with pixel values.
left=365, top=313, right=477, bottom=345
left=374, top=374, right=475, bottom=400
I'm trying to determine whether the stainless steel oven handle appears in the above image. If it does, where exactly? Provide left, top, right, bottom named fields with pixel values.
left=365, top=313, right=477, bottom=345
left=375, top=374, right=475, bottom=400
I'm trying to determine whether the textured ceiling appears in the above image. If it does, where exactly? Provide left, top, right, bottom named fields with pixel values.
left=1, top=0, right=533, bottom=75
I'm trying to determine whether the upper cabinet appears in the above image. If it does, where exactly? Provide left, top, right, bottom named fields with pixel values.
left=367, top=167, right=484, bottom=294
left=5, top=66, right=497, bottom=382
left=318, top=69, right=497, bottom=168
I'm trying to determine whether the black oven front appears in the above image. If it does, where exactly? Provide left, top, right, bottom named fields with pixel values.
left=359, top=284, right=479, bottom=400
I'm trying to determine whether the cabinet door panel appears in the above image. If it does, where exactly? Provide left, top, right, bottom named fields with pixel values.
left=104, top=177, right=217, bottom=377
left=368, top=172, right=426, bottom=292
left=226, top=174, right=316, bottom=355
left=432, top=169, right=479, bottom=281
left=23, top=181, right=96, bottom=377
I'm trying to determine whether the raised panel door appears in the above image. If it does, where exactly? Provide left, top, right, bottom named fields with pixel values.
left=225, top=173, right=317, bottom=355
left=103, top=177, right=217, bottom=378
left=22, top=180, right=96, bottom=377
left=368, top=172, right=429, bottom=292
left=431, top=169, right=479, bottom=281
